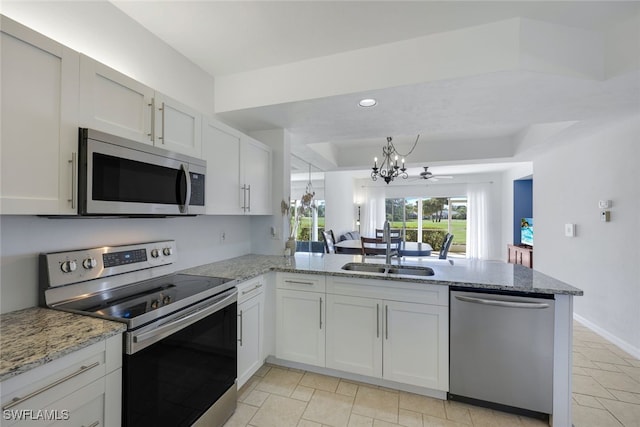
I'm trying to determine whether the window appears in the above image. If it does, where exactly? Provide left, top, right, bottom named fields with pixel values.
left=385, top=196, right=467, bottom=255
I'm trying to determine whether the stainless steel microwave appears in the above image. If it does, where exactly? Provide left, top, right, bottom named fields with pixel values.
left=78, top=128, right=206, bottom=216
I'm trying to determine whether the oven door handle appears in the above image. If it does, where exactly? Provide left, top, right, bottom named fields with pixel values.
left=129, top=288, right=237, bottom=354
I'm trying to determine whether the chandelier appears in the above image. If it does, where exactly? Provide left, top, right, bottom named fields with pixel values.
left=371, top=135, right=420, bottom=184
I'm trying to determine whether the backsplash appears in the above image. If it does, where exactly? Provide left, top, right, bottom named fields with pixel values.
left=0, top=215, right=252, bottom=314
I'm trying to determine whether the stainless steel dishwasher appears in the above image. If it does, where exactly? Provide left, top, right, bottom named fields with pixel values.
left=449, top=289, right=555, bottom=417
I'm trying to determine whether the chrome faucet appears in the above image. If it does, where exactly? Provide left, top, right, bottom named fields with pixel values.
left=383, top=220, right=398, bottom=264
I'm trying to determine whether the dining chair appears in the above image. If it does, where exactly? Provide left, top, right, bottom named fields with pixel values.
left=322, top=230, right=335, bottom=253
left=375, top=228, right=401, bottom=238
left=361, top=236, right=401, bottom=256
left=439, top=233, right=454, bottom=259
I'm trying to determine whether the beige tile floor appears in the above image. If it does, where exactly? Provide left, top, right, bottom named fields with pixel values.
left=225, top=321, right=640, bottom=427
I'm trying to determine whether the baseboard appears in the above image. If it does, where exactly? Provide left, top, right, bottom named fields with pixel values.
left=573, top=313, right=640, bottom=360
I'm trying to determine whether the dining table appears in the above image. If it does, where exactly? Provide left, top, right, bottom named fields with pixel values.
left=334, top=239, right=433, bottom=257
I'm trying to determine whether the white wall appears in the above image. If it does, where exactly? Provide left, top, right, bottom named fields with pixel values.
left=1, top=1, right=215, bottom=114
left=0, top=215, right=251, bottom=313
left=533, top=115, right=640, bottom=357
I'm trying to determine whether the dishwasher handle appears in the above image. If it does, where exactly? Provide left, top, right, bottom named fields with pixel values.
left=454, top=295, right=550, bottom=309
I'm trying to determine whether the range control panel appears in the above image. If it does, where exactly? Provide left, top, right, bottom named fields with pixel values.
left=41, top=240, right=176, bottom=288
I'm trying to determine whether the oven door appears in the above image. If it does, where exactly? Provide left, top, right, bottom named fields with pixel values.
left=123, top=288, right=237, bottom=427
left=79, top=128, right=206, bottom=216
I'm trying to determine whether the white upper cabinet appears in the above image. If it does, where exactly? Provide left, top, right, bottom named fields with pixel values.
left=241, top=135, right=272, bottom=215
left=152, top=92, right=202, bottom=158
left=1, top=16, right=79, bottom=215
left=80, top=56, right=202, bottom=158
left=79, top=55, right=154, bottom=144
left=202, top=117, right=272, bottom=215
left=202, top=118, right=242, bottom=214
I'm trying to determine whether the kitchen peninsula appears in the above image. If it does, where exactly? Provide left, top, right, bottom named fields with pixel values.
left=183, top=252, right=582, bottom=427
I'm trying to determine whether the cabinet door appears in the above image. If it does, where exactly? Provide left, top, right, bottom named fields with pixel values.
left=326, top=294, right=382, bottom=378
left=383, top=300, right=448, bottom=390
left=202, top=118, right=243, bottom=214
left=238, top=293, right=264, bottom=387
left=1, top=17, right=79, bottom=215
left=154, top=92, right=202, bottom=158
left=276, top=289, right=325, bottom=367
left=79, top=55, right=154, bottom=145
left=241, top=136, right=272, bottom=215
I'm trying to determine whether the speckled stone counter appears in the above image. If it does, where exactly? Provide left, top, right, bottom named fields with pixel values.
left=0, top=307, right=126, bottom=382
left=182, top=253, right=583, bottom=296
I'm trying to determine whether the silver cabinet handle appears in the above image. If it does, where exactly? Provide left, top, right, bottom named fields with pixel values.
left=158, top=101, right=165, bottom=143
left=385, top=305, right=389, bottom=340
left=319, top=297, right=323, bottom=329
left=284, top=280, right=314, bottom=286
left=238, top=310, right=243, bottom=346
left=148, top=98, right=155, bottom=141
left=247, top=184, right=251, bottom=212
left=82, top=422, right=100, bottom=427
left=68, top=152, right=77, bottom=209
left=241, top=185, right=247, bottom=212
left=241, top=284, right=263, bottom=295
left=2, top=361, right=100, bottom=410
left=454, top=295, right=550, bottom=309
left=376, top=303, right=380, bottom=338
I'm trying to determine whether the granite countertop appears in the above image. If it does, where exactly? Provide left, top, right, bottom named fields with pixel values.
left=182, top=253, right=583, bottom=296
left=0, top=307, right=126, bottom=382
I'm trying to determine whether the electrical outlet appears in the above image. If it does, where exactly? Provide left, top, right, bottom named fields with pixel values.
left=564, top=223, right=575, bottom=237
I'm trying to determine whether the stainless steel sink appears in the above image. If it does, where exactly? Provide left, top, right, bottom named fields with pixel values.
left=341, top=263, right=387, bottom=273
left=341, top=263, right=434, bottom=276
left=387, top=266, right=434, bottom=276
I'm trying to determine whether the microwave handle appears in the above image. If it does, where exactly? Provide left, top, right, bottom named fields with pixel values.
left=178, top=164, right=191, bottom=213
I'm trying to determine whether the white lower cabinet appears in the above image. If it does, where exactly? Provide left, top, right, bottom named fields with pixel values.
left=324, top=276, right=449, bottom=391
left=237, top=276, right=266, bottom=388
left=0, top=334, right=122, bottom=427
left=325, top=294, right=382, bottom=377
left=275, top=273, right=326, bottom=367
left=383, top=300, right=448, bottom=390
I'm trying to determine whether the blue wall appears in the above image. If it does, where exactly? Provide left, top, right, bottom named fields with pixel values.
left=513, top=179, right=533, bottom=244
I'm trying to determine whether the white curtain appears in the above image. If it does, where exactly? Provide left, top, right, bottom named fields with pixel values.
left=362, top=185, right=386, bottom=237
left=467, top=183, right=490, bottom=259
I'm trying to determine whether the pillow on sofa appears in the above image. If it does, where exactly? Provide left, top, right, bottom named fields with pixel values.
left=340, top=231, right=361, bottom=241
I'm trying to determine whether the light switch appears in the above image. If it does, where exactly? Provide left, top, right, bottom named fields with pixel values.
left=564, top=223, right=575, bottom=237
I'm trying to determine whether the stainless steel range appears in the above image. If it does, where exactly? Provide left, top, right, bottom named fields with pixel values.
left=40, top=241, right=238, bottom=427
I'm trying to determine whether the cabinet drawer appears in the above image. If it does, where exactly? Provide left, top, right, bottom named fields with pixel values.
left=1, top=341, right=106, bottom=420
left=277, top=273, right=325, bottom=292
left=326, top=276, right=448, bottom=306
left=237, top=275, right=265, bottom=304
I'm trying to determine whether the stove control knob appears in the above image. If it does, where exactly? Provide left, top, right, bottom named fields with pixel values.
left=162, top=247, right=173, bottom=256
left=151, top=249, right=160, bottom=258
left=162, top=295, right=171, bottom=305
left=150, top=300, right=159, bottom=310
left=60, top=260, right=77, bottom=273
left=82, top=258, right=97, bottom=269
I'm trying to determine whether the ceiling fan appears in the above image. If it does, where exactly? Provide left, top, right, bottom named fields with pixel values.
left=418, top=166, right=453, bottom=182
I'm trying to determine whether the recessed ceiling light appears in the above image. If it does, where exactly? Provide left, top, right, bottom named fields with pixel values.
left=358, top=98, right=377, bottom=108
